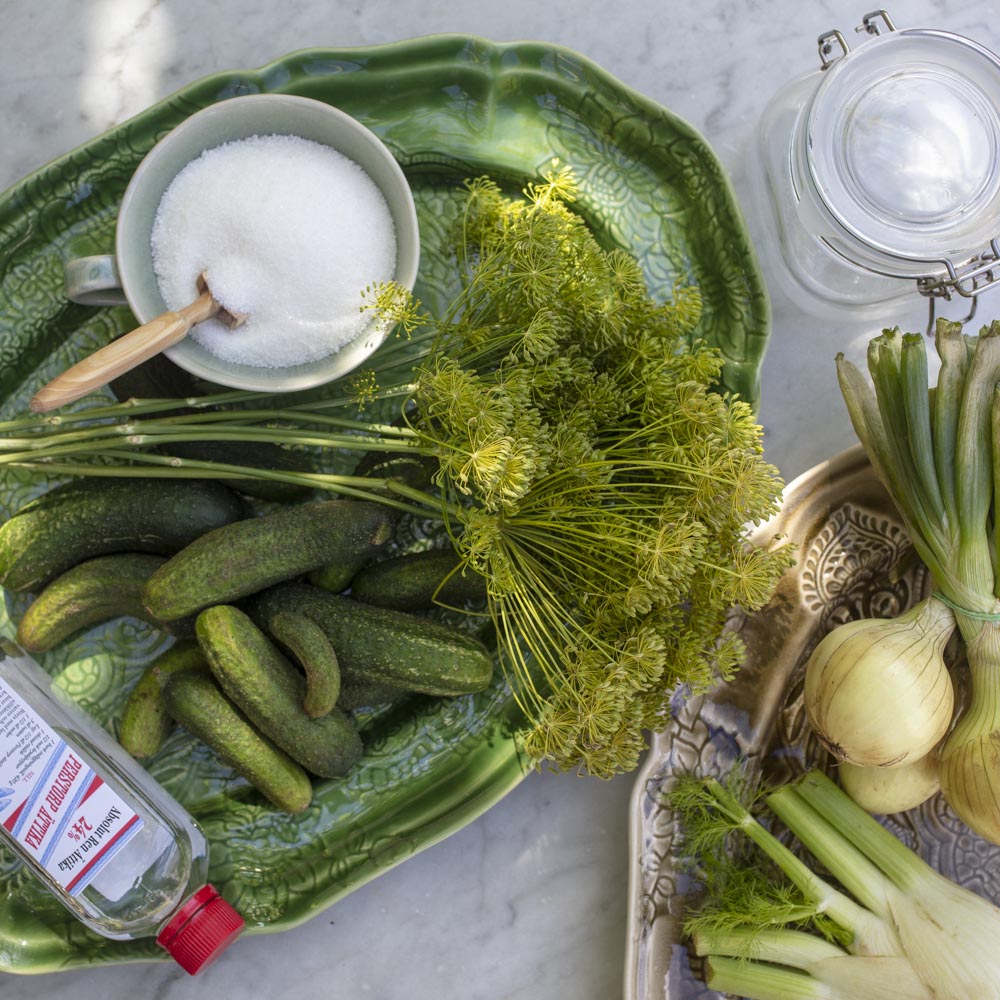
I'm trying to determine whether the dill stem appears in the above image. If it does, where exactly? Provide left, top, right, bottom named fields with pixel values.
left=0, top=426, right=425, bottom=460
left=5, top=453, right=447, bottom=521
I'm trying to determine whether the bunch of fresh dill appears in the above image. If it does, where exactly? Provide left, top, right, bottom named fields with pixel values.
left=0, top=169, right=791, bottom=777
left=412, top=172, right=792, bottom=775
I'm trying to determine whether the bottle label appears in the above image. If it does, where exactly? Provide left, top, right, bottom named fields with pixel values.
left=0, top=677, right=142, bottom=896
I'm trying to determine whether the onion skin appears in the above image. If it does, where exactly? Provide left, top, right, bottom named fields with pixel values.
left=840, top=754, right=941, bottom=815
left=939, top=621, right=1000, bottom=844
left=804, top=596, right=956, bottom=768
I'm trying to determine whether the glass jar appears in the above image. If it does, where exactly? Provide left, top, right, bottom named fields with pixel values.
left=751, top=9, right=1000, bottom=322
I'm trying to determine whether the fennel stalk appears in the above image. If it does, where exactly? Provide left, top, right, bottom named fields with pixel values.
left=674, top=769, right=1000, bottom=1000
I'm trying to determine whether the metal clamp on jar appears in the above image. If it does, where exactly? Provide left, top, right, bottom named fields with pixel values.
left=752, top=9, right=1000, bottom=326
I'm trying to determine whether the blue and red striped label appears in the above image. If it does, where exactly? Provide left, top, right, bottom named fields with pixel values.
left=0, top=679, right=142, bottom=897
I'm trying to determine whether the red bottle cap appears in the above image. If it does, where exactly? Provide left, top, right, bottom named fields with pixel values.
left=156, top=884, right=244, bottom=975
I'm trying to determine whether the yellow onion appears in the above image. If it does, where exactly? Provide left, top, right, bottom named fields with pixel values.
left=939, top=620, right=1000, bottom=843
left=839, top=753, right=941, bottom=815
left=805, top=596, right=956, bottom=768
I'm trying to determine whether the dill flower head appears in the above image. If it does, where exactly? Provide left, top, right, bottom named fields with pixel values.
left=408, top=169, right=792, bottom=776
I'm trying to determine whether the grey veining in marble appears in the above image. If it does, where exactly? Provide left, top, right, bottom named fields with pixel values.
left=0, top=0, right=996, bottom=998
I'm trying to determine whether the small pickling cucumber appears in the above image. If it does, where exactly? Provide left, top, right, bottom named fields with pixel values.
left=266, top=610, right=341, bottom=718
left=348, top=549, right=489, bottom=612
left=305, top=443, right=437, bottom=594
left=337, top=677, right=407, bottom=710
left=249, top=582, right=494, bottom=697
left=0, top=477, right=247, bottom=593
left=15, top=553, right=184, bottom=653
left=143, top=499, right=395, bottom=622
left=195, top=605, right=362, bottom=778
left=109, top=354, right=315, bottom=501
left=162, top=440, right=316, bottom=503
left=351, top=443, right=438, bottom=495
left=119, top=640, right=209, bottom=758
left=163, top=669, right=313, bottom=814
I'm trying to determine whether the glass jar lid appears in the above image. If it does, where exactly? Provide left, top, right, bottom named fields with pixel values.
left=805, top=24, right=1000, bottom=275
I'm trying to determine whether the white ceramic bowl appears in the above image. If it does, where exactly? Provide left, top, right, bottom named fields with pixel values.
left=114, top=93, right=419, bottom=393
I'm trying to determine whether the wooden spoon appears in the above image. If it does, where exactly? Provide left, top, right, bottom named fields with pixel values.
left=30, top=272, right=247, bottom=413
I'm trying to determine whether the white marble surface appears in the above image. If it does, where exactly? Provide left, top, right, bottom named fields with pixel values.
left=1, top=0, right=999, bottom=997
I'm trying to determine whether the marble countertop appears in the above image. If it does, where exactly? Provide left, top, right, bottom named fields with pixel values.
left=1, top=0, right=998, bottom=997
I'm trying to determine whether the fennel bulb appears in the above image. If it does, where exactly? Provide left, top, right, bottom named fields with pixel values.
left=795, top=770, right=1000, bottom=1000
left=675, top=769, right=1000, bottom=1000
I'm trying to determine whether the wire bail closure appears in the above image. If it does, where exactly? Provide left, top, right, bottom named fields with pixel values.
left=818, top=10, right=896, bottom=69
left=812, top=9, right=1000, bottom=331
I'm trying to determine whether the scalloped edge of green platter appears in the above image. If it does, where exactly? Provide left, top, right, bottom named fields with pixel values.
left=0, top=35, right=770, bottom=973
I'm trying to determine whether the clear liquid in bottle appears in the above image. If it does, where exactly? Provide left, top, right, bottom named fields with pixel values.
left=0, top=640, right=243, bottom=973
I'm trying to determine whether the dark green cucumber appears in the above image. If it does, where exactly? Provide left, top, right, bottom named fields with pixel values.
left=143, top=499, right=395, bottom=621
left=305, top=443, right=437, bottom=593
left=195, top=605, right=362, bottom=778
left=249, top=582, right=494, bottom=696
left=119, top=640, right=208, bottom=758
left=15, top=553, right=179, bottom=652
left=163, top=440, right=316, bottom=503
left=352, top=443, right=438, bottom=495
left=337, top=677, right=406, bottom=710
left=109, top=350, right=215, bottom=405
left=267, top=610, right=341, bottom=718
left=349, top=549, right=489, bottom=612
left=109, top=354, right=315, bottom=501
left=0, top=478, right=246, bottom=593
left=163, top=669, right=313, bottom=814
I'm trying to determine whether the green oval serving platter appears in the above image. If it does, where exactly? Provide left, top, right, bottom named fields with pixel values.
left=0, top=36, right=770, bottom=973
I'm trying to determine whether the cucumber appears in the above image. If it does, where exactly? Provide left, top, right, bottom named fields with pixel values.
left=0, top=478, right=247, bottom=593
left=267, top=610, right=341, bottom=718
left=337, top=677, right=406, bottom=710
left=349, top=549, right=489, bottom=612
left=195, top=605, right=362, bottom=778
left=163, top=669, right=313, bottom=814
left=352, top=444, right=438, bottom=495
left=109, top=354, right=315, bottom=501
left=109, top=350, right=214, bottom=404
left=143, top=499, right=395, bottom=621
left=119, top=640, right=208, bottom=758
left=249, top=582, right=494, bottom=697
left=305, top=442, right=437, bottom=593
left=15, top=553, right=183, bottom=653
left=161, top=440, right=316, bottom=503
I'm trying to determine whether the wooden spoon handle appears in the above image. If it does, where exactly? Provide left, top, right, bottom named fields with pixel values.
left=30, top=292, right=219, bottom=413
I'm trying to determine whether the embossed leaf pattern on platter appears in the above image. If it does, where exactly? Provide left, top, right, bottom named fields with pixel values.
left=0, top=38, right=770, bottom=973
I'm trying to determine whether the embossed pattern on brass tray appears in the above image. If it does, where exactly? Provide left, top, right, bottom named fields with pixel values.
left=625, top=444, right=990, bottom=1000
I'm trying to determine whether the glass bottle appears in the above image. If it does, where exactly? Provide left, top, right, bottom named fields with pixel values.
left=0, top=639, right=243, bottom=974
left=749, top=9, right=1000, bottom=322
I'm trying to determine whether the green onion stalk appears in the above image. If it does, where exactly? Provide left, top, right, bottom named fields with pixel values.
left=836, top=321, right=1000, bottom=843
left=673, top=769, right=1000, bottom=999
left=0, top=170, right=792, bottom=779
